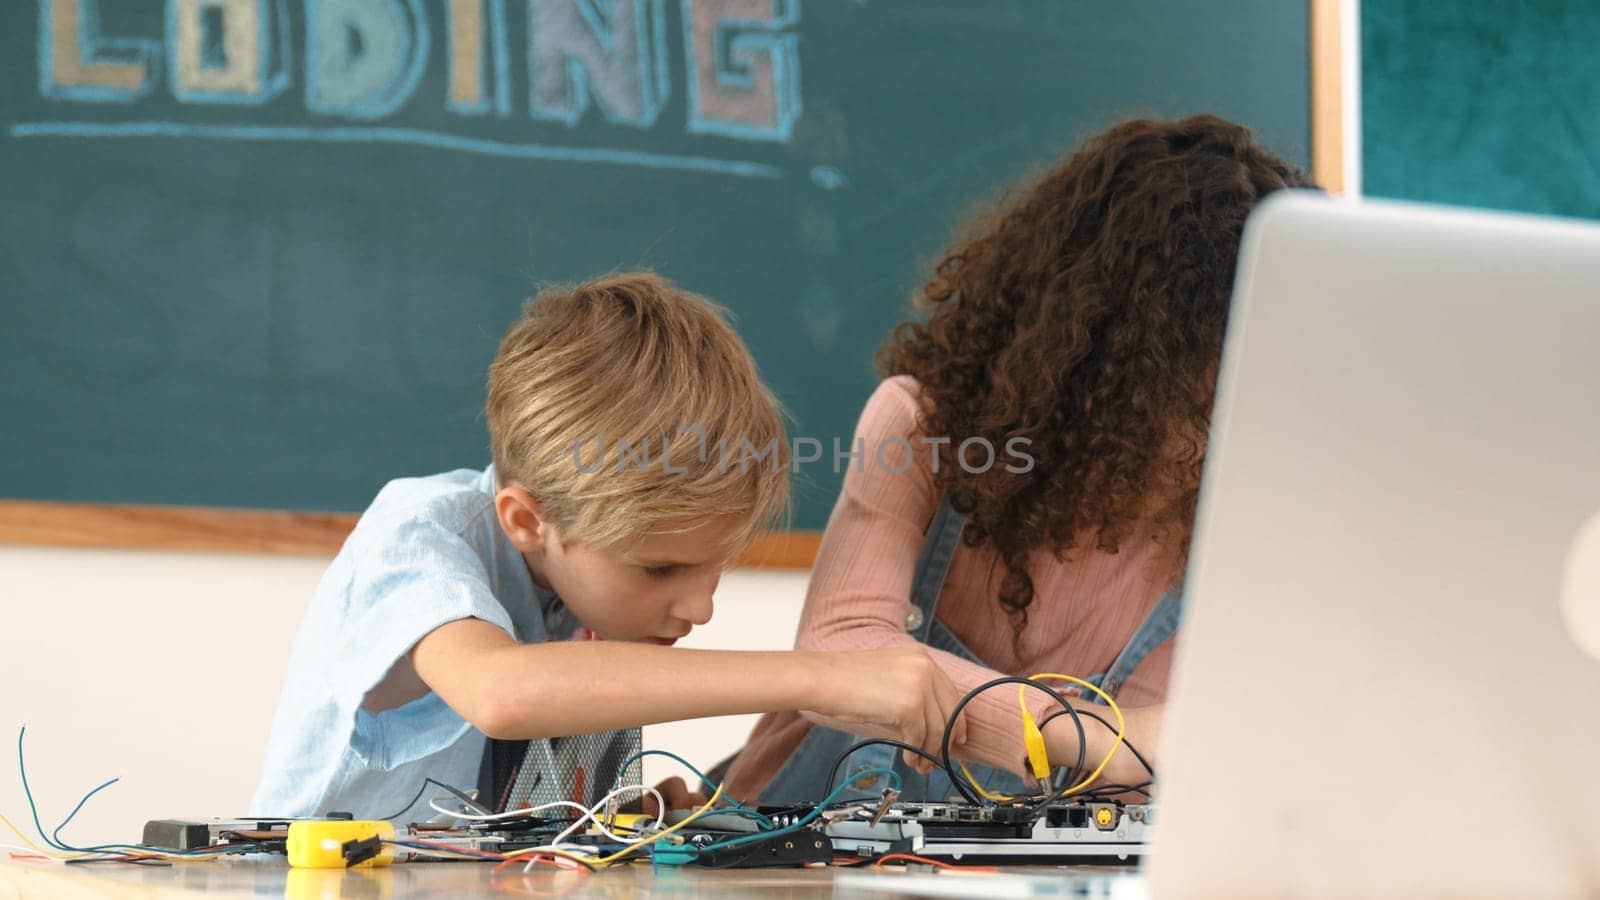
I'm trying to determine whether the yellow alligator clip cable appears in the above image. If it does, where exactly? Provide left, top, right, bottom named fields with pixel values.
left=1022, top=706, right=1052, bottom=783
left=1024, top=673, right=1126, bottom=794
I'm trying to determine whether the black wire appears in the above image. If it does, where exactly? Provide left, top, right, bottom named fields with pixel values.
left=383, top=839, right=504, bottom=862
left=1076, top=782, right=1153, bottom=800
left=1037, top=708, right=1156, bottom=780
left=939, top=677, right=1083, bottom=806
left=373, top=777, right=479, bottom=822
left=823, top=739, right=945, bottom=798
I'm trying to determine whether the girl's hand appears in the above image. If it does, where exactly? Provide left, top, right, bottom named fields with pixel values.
left=641, top=776, right=708, bottom=816
left=805, top=646, right=969, bottom=771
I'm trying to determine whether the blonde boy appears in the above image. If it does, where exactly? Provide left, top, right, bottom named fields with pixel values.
left=252, top=273, right=958, bottom=821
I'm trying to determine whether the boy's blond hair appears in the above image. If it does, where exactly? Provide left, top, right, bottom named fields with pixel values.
left=487, top=272, right=789, bottom=558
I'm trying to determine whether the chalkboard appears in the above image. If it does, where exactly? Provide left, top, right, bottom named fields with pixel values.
left=1363, top=1, right=1600, bottom=219
left=2, top=1, right=1310, bottom=531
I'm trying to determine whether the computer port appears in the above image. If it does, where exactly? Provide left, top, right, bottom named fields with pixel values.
left=1090, top=804, right=1119, bottom=831
left=1045, top=806, right=1089, bottom=829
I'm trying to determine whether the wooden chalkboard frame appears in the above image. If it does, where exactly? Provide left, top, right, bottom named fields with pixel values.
left=0, top=0, right=1346, bottom=567
left=0, top=499, right=823, bottom=566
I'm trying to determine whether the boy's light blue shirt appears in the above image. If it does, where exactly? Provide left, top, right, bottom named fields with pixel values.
left=250, top=465, right=572, bottom=821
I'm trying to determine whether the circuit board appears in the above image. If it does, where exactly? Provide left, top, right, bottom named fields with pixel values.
left=821, top=800, right=1153, bottom=865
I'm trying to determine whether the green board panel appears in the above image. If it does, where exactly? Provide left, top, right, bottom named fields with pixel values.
left=2, top=1, right=1309, bottom=528
left=1363, top=1, right=1600, bottom=219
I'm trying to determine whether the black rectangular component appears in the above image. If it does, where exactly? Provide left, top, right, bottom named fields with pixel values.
left=688, top=830, right=833, bottom=869
left=141, top=819, right=214, bottom=851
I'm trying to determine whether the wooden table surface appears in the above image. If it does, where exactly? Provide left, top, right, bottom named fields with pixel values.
left=0, top=856, right=1149, bottom=898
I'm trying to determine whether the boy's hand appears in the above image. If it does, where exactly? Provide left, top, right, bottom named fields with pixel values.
left=808, top=646, right=968, bottom=772
left=641, top=776, right=707, bottom=816
left=1042, top=701, right=1163, bottom=789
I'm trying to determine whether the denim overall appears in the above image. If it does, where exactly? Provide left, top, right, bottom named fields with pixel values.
left=757, top=498, right=1183, bottom=805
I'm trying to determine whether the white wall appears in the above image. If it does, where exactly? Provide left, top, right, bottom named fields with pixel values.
left=0, top=545, right=806, bottom=849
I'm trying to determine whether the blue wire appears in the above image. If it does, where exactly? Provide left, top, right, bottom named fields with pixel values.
left=16, top=726, right=257, bottom=859
left=386, top=839, right=505, bottom=861
left=616, top=749, right=773, bottom=827
left=17, top=726, right=67, bottom=852
left=688, top=766, right=902, bottom=856
left=52, top=776, right=121, bottom=850
left=710, top=807, right=771, bottom=823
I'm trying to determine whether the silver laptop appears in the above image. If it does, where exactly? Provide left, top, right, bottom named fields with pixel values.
left=1149, top=194, right=1600, bottom=898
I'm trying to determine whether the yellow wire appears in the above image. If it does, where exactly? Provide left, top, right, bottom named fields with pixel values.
left=1025, top=673, right=1126, bottom=794
left=592, top=783, right=724, bottom=866
left=953, top=673, right=1128, bottom=802
left=1, top=809, right=252, bottom=864
left=513, top=847, right=602, bottom=870
left=500, top=783, right=726, bottom=870
left=956, top=760, right=1017, bottom=802
left=0, top=810, right=81, bottom=859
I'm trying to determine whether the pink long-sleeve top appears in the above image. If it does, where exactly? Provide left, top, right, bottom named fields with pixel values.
left=722, top=375, right=1184, bottom=802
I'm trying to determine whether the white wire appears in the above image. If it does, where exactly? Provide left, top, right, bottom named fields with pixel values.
left=1, top=842, right=74, bottom=860
left=520, top=842, right=602, bottom=873
left=390, top=843, right=498, bottom=862
left=427, top=784, right=665, bottom=845
left=425, top=784, right=657, bottom=824
left=426, top=797, right=578, bottom=822
left=514, top=842, right=602, bottom=871
left=0, top=844, right=214, bottom=863
left=548, top=785, right=665, bottom=845
left=516, top=785, right=667, bottom=873
left=427, top=792, right=663, bottom=844
left=542, top=842, right=598, bottom=856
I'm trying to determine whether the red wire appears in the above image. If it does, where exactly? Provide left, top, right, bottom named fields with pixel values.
left=399, top=837, right=509, bottom=860
left=490, top=853, right=590, bottom=875
left=870, top=852, right=999, bottom=872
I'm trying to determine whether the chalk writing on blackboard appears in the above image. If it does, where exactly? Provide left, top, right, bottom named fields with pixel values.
left=17, top=0, right=806, bottom=179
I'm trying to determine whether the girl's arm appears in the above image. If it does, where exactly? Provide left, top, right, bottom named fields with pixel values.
left=409, top=616, right=961, bottom=764
left=794, top=377, right=1086, bottom=776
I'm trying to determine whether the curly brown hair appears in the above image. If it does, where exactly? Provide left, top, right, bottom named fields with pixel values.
left=878, top=115, right=1314, bottom=633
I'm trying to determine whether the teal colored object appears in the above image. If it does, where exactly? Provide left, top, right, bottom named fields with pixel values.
left=2, top=2, right=1308, bottom=528
left=650, top=844, right=697, bottom=867
left=1363, top=1, right=1600, bottom=220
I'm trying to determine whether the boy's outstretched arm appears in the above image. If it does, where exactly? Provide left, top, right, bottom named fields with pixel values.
left=407, top=618, right=967, bottom=765
left=1041, top=700, right=1163, bottom=789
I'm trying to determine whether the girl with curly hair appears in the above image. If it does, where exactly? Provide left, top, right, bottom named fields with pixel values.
left=723, top=115, right=1315, bottom=804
